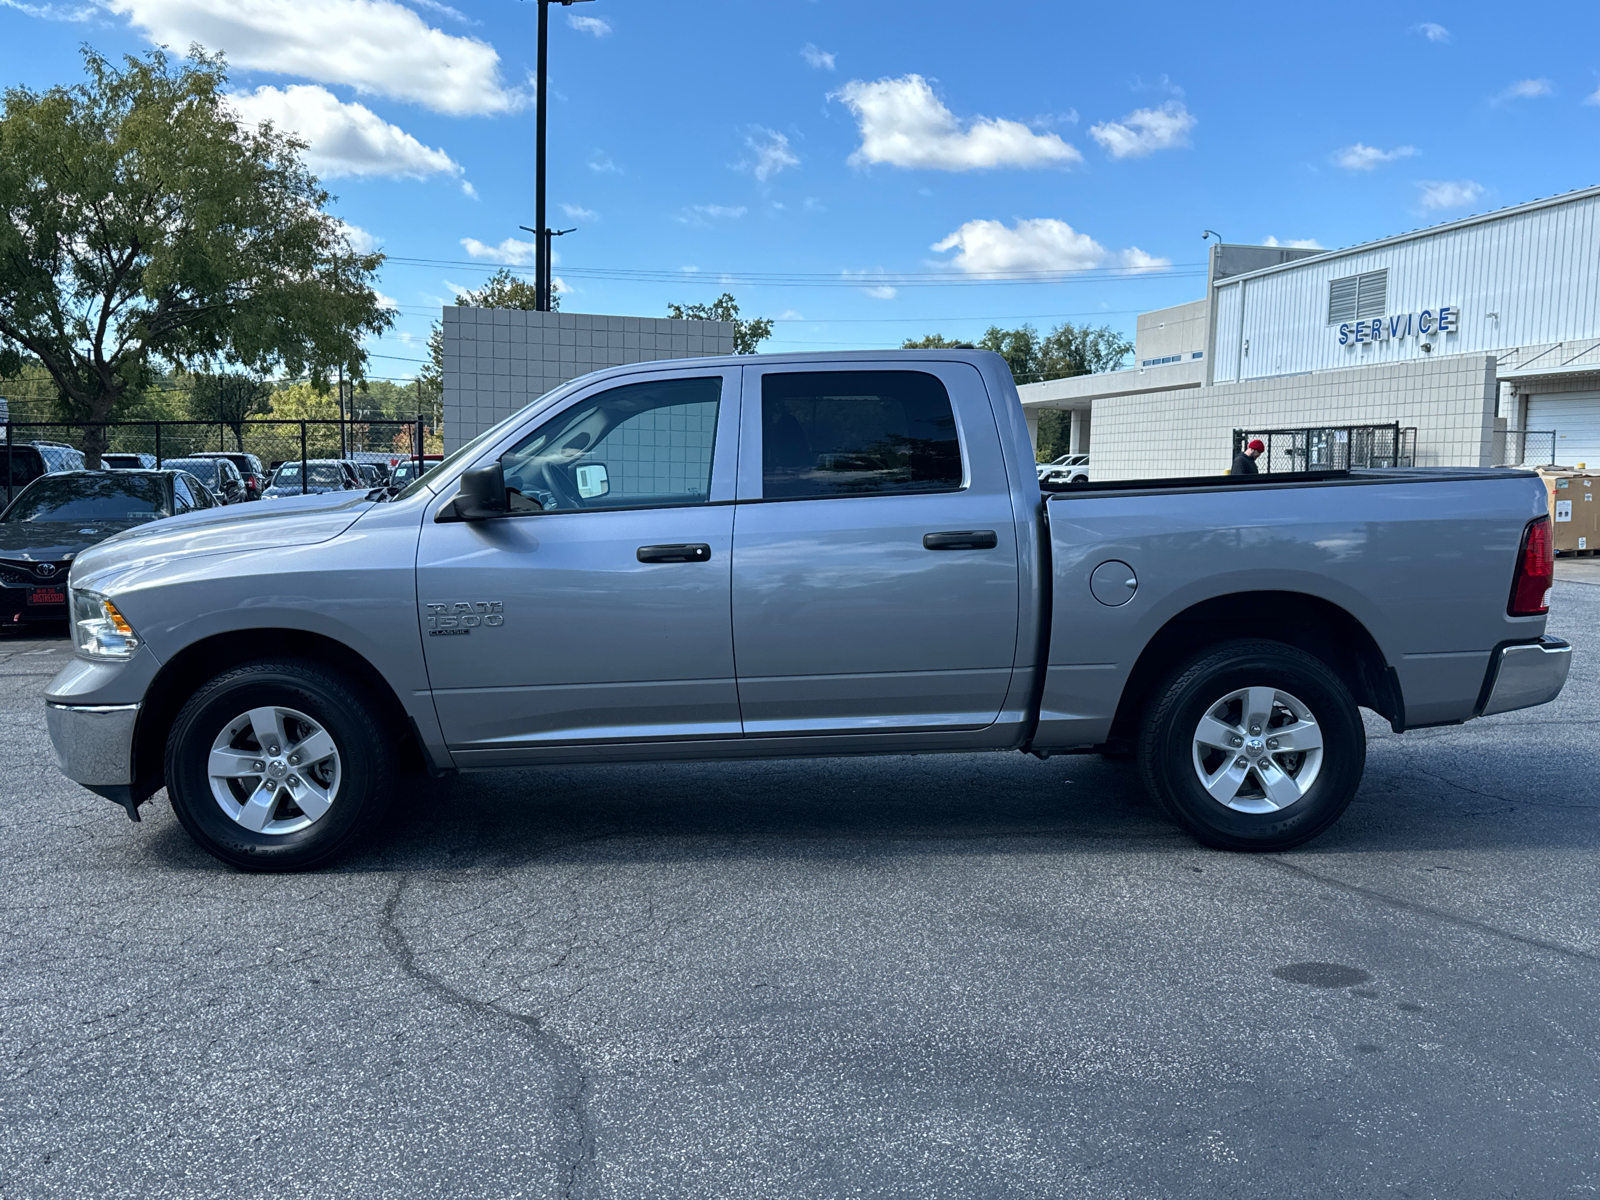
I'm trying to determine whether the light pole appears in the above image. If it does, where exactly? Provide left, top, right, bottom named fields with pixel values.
left=533, top=0, right=594, bottom=311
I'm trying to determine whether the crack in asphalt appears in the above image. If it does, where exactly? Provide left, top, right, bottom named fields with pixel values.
left=1261, top=857, right=1600, bottom=966
left=378, top=875, right=597, bottom=1199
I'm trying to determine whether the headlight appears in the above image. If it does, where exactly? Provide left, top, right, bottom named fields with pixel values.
left=71, top=589, right=141, bottom=659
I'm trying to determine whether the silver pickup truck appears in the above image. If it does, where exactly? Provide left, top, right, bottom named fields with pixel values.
left=44, top=351, right=1569, bottom=870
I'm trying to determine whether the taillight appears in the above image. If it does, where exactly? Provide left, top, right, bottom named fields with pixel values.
left=1508, top=516, right=1553, bottom=616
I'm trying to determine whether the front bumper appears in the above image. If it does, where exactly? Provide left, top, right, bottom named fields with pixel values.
left=1480, top=637, right=1572, bottom=716
left=46, top=701, right=139, bottom=786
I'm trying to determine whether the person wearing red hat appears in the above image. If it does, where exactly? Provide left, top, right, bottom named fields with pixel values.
left=1232, top=439, right=1265, bottom=475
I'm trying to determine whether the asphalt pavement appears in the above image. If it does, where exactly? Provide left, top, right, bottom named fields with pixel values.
left=1, top=580, right=1597, bottom=1199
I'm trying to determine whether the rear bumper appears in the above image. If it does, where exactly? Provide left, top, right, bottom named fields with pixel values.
left=45, top=701, right=140, bottom=786
left=1480, top=637, right=1572, bottom=716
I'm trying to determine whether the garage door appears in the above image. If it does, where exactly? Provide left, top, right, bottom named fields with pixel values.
left=1527, top=392, right=1600, bottom=468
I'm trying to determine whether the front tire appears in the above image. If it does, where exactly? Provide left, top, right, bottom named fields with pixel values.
left=1136, top=640, right=1365, bottom=851
left=164, top=660, right=393, bottom=871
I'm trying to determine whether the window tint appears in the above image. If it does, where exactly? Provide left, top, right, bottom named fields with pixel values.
left=761, top=370, right=963, bottom=499
left=500, top=377, right=721, bottom=512
left=167, top=459, right=219, bottom=484
left=2, top=474, right=169, bottom=523
left=172, top=476, right=194, bottom=512
left=0, top=448, right=46, bottom=488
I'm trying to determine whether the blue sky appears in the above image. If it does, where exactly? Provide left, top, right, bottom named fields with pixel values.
left=4, top=0, right=1600, bottom=380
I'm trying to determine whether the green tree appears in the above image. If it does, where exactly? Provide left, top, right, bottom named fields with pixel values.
left=0, top=48, right=392, bottom=464
left=667, top=293, right=773, bottom=354
left=185, top=371, right=272, bottom=450
left=421, top=267, right=549, bottom=395
left=904, top=321, right=1132, bottom=460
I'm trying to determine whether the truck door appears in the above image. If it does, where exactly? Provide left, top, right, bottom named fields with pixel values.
left=730, top=363, right=1020, bottom=736
left=416, top=368, right=742, bottom=758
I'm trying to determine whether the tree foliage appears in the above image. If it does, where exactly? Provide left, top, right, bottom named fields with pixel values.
left=0, top=48, right=392, bottom=462
left=667, top=293, right=773, bottom=354
left=185, top=371, right=272, bottom=449
left=903, top=321, right=1132, bottom=460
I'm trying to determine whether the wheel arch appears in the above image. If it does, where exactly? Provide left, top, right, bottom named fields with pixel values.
left=132, top=629, right=415, bottom=794
left=1107, top=590, right=1402, bottom=748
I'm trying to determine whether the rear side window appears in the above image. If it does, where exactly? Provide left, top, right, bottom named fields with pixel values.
left=1, top=448, right=46, bottom=488
left=761, top=370, right=963, bottom=499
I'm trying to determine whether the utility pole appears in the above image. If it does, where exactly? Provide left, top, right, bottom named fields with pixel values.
left=532, top=0, right=595, bottom=311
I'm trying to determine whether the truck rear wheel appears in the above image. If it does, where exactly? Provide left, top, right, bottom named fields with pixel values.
left=164, top=660, right=393, bottom=871
left=1136, top=640, right=1365, bottom=851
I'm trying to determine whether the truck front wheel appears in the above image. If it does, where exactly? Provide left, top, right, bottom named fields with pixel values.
left=164, top=660, right=393, bottom=871
left=1136, top=640, right=1365, bottom=851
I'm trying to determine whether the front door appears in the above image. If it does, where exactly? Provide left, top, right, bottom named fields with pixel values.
left=417, top=368, right=742, bottom=758
left=730, top=364, right=1021, bottom=736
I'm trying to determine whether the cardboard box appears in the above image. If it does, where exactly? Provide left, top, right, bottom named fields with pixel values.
left=1539, top=470, right=1600, bottom=552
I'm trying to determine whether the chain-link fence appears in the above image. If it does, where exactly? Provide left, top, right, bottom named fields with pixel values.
left=2, top=419, right=435, bottom=504
left=1490, top=428, right=1557, bottom=467
left=1233, top=424, right=1417, bottom=474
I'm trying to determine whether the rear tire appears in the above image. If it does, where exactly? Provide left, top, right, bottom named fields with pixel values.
left=164, top=659, right=393, bottom=871
left=1136, top=639, right=1365, bottom=851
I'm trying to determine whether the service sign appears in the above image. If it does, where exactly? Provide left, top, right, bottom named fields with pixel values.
left=1338, top=306, right=1459, bottom=346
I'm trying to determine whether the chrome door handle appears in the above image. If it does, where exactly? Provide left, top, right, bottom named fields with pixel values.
left=922, top=530, right=998, bottom=551
left=637, top=543, right=712, bottom=563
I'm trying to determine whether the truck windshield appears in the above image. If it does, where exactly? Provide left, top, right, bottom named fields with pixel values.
left=3, top=475, right=169, bottom=523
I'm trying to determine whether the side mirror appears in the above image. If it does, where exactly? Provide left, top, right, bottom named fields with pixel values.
left=450, top=462, right=508, bottom=520
left=574, top=462, right=610, bottom=499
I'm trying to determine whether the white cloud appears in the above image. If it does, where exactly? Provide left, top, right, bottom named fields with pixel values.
left=0, top=0, right=95, bottom=20
left=587, top=151, right=620, bottom=173
left=676, top=204, right=747, bottom=226
left=566, top=13, right=609, bottom=36
left=374, top=290, right=399, bottom=310
left=801, top=43, right=835, bottom=70
left=408, top=0, right=471, bottom=23
left=1333, top=142, right=1416, bottom=171
left=743, top=127, right=800, bottom=182
left=229, top=85, right=461, bottom=179
left=1494, top=78, right=1553, bottom=103
left=1089, top=100, right=1196, bottom=159
left=1418, top=179, right=1485, bottom=210
left=1415, top=22, right=1451, bottom=42
left=106, top=0, right=523, bottom=116
left=1262, top=236, right=1324, bottom=249
left=1120, top=247, right=1172, bottom=272
left=841, top=270, right=896, bottom=300
left=834, top=74, right=1081, bottom=171
left=334, top=220, right=381, bottom=253
left=461, top=180, right=478, bottom=199
left=461, top=236, right=536, bottom=264
left=1587, top=85, right=1600, bottom=107
left=932, top=218, right=1106, bottom=274
left=561, top=203, right=598, bottom=221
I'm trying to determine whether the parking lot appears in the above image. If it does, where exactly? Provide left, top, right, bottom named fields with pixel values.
left=0, top=574, right=1596, bottom=1199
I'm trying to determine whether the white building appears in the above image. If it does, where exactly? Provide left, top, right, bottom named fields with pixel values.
left=1022, top=185, right=1600, bottom=479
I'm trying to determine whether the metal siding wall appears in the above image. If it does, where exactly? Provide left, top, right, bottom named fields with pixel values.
left=1225, top=193, right=1600, bottom=380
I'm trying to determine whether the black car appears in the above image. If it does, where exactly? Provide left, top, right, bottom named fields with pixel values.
left=0, top=470, right=215, bottom=627
left=190, top=450, right=268, bottom=500
left=160, top=456, right=248, bottom=504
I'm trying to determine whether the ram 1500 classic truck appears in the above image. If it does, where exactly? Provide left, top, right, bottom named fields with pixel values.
left=44, top=351, right=1570, bottom=870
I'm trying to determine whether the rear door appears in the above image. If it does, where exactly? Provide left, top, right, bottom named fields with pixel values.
left=418, top=367, right=743, bottom=757
left=730, top=363, right=1020, bottom=736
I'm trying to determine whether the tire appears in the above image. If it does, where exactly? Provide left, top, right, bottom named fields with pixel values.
left=1136, top=639, right=1365, bottom=851
left=164, top=659, right=394, bottom=871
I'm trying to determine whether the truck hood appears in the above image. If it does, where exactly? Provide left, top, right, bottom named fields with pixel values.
left=69, top=490, right=375, bottom=591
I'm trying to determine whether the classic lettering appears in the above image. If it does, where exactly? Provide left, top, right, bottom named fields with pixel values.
left=1418, top=309, right=1434, bottom=333
left=1338, top=322, right=1350, bottom=345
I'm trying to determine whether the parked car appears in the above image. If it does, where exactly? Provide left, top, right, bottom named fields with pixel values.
left=351, top=461, right=385, bottom=487
left=0, top=469, right=214, bottom=627
left=1040, top=453, right=1091, bottom=485
left=189, top=451, right=268, bottom=500
left=387, top=455, right=441, bottom=488
left=1036, top=452, right=1077, bottom=479
left=262, top=459, right=363, bottom=498
left=160, top=456, right=247, bottom=504
left=101, top=453, right=158, bottom=470
left=47, top=350, right=1569, bottom=870
left=1, top=441, right=87, bottom=496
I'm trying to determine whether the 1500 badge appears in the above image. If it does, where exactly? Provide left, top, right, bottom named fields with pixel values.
left=425, top=601, right=504, bottom=635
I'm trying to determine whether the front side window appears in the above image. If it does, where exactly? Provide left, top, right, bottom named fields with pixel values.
left=499, top=377, right=721, bottom=513
left=761, top=370, right=963, bottom=499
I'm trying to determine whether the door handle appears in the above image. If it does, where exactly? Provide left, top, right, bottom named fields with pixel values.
left=637, top=543, right=712, bottom=563
left=922, top=530, right=998, bottom=551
